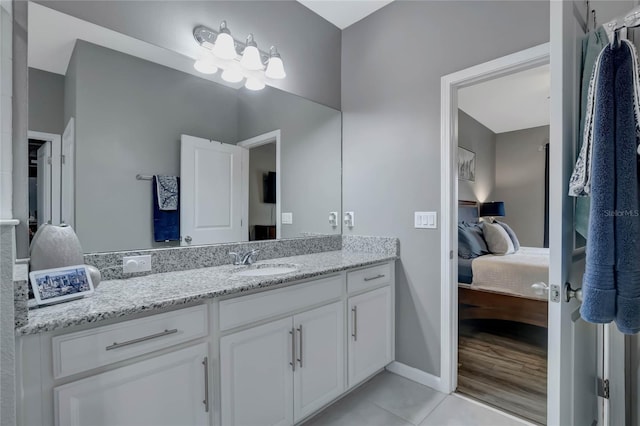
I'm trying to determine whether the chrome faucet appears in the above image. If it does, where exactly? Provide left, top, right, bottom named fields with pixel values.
left=229, top=249, right=261, bottom=266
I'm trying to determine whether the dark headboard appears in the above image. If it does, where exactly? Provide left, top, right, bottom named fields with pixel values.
left=458, top=200, right=479, bottom=224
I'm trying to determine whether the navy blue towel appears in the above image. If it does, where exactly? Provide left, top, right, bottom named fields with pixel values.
left=153, top=176, right=180, bottom=242
left=580, top=40, right=640, bottom=334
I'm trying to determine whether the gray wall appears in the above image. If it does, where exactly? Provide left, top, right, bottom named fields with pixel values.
left=248, top=142, right=276, bottom=238
left=28, top=68, right=65, bottom=135
left=237, top=89, right=342, bottom=239
left=457, top=110, right=496, bottom=203
left=342, top=0, right=549, bottom=376
left=493, top=126, right=548, bottom=248
left=68, top=41, right=239, bottom=252
left=36, top=0, right=341, bottom=110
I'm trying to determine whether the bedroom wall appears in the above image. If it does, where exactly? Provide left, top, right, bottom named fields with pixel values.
left=493, top=125, right=549, bottom=248
left=342, top=0, right=550, bottom=377
left=457, top=110, right=496, bottom=204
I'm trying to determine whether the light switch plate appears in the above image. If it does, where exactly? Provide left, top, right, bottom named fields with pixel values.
left=282, top=212, right=293, bottom=224
left=123, top=255, right=152, bottom=273
left=414, top=212, right=437, bottom=229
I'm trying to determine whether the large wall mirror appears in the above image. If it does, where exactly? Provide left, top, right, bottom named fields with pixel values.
left=25, top=2, right=342, bottom=253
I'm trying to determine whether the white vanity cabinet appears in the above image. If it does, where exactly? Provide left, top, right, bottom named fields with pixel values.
left=55, top=343, right=210, bottom=426
left=219, top=292, right=345, bottom=426
left=347, top=286, right=393, bottom=387
left=17, top=261, right=395, bottom=426
left=346, top=262, right=394, bottom=388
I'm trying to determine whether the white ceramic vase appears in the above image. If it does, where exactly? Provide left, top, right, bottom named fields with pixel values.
left=29, top=224, right=84, bottom=271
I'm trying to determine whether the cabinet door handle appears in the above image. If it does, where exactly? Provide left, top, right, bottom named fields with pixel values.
left=364, top=274, right=385, bottom=282
left=289, top=328, right=296, bottom=372
left=297, top=325, right=303, bottom=368
left=202, top=356, right=209, bottom=413
left=352, top=306, right=358, bottom=341
left=105, top=328, right=178, bottom=351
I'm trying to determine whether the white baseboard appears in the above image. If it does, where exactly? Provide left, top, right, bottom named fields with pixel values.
left=385, top=361, right=448, bottom=394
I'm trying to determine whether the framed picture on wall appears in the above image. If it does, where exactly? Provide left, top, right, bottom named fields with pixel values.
left=458, top=147, right=476, bottom=182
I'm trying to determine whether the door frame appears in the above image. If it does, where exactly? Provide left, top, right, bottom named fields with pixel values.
left=28, top=130, right=62, bottom=225
left=237, top=130, right=282, bottom=239
left=439, top=43, right=550, bottom=394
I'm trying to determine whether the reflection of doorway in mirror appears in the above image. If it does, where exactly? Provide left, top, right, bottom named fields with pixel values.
left=237, top=130, right=281, bottom=241
left=28, top=131, right=62, bottom=242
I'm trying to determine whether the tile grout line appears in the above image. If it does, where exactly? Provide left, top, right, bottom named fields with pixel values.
left=416, top=393, right=451, bottom=425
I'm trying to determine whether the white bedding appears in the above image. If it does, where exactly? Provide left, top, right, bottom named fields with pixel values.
left=467, top=247, right=549, bottom=301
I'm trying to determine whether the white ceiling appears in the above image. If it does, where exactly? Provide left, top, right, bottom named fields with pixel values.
left=28, top=2, right=243, bottom=88
left=458, top=64, right=550, bottom=134
left=297, top=0, right=394, bottom=29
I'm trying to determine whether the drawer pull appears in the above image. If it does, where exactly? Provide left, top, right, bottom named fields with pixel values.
left=202, top=356, right=209, bottom=413
left=352, top=306, right=358, bottom=341
left=105, top=328, right=179, bottom=351
left=289, top=328, right=296, bottom=372
left=364, top=274, right=385, bottom=282
left=297, top=325, right=303, bottom=368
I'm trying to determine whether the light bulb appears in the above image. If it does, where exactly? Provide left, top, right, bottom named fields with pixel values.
left=265, top=47, right=286, bottom=79
left=245, top=77, right=265, bottom=91
left=193, top=54, right=218, bottom=74
left=240, top=34, right=263, bottom=70
left=212, top=21, right=237, bottom=60
left=221, top=68, right=244, bottom=83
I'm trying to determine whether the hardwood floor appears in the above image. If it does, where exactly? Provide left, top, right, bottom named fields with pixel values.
left=457, top=320, right=547, bottom=425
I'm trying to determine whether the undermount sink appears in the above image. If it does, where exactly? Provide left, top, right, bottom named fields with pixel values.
left=233, top=265, right=298, bottom=277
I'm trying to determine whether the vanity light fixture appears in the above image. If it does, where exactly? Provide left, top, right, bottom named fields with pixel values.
left=193, top=22, right=287, bottom=91
left=240, top=34, right=264, bottom=71
left=265, top=47, right=286, bottom=79
left=212, top=21, right=237, bottom=60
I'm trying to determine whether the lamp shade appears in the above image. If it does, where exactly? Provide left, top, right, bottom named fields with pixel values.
left=480, top=201, right=505, bottom=217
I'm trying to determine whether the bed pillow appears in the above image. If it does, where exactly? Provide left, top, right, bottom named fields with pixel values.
left=494, top=220, right=520, bottom=252
left=458, top=223, right=489, bottom=259
left=483, top=222, right=515, bottom=255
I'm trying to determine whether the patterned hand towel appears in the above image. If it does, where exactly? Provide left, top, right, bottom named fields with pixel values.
left=155, top=175, right=179, bottom=211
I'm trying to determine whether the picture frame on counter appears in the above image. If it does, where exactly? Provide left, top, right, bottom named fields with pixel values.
left=29, top=265, right=95, bottom=306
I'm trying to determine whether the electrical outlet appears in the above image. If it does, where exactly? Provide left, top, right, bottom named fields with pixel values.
left=344, top=211, right=355, bottom=228
left=123, top=255, right=152, bottom=273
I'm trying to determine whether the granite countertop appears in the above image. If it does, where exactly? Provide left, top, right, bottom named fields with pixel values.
left=16, top=250, right=396, bottom=336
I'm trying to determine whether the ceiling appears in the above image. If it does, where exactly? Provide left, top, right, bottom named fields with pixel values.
left=458, top=64, right=550, bottom=134
left=296, top=0, right=394, bottom=29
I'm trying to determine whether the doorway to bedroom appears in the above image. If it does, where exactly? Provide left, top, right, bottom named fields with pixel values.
left=443, top=46, right=551, bottom=425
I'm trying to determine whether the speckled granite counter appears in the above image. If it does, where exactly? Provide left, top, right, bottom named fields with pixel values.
left=17, top=250, right=397, bottom=336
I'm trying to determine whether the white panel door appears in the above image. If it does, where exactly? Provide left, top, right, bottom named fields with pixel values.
left=61, top=118, right=75, bottom=227
left=348, top=286, right=393, bottom=387
left=180, top=134, right=248, bottom=245
left=54, top=343, right=209, bottom=426
left=220, top=317, right=294, bottom=426
left=293, top=301, right=345, bottom=422
left=548, top=2, right=622, bottom=425
left=36, top=142, right=52, bottom=226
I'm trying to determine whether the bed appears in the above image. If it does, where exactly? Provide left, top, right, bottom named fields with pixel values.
left=457, top=200, right=549, bottom=328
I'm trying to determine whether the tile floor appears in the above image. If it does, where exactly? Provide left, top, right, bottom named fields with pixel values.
left=303, top=371, right=535, bottom=426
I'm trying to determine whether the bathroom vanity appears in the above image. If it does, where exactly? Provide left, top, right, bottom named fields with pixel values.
left=16, top=252, right=395, bottom=426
